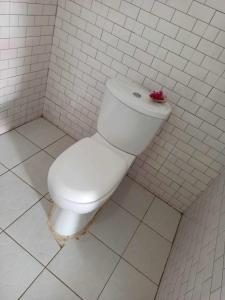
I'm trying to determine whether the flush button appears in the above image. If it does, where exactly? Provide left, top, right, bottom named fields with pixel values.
left=133, top=92, right=141, bottom=98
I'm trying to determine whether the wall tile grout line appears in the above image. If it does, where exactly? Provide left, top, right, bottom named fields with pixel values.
left=43, top=0, right=225, bottom=211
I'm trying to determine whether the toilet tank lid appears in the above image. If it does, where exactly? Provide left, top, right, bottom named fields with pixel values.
left=107, top=78, right=171, bottom=119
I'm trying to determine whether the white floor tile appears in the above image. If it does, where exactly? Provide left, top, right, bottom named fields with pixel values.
left=12, top=151, right=54, bottom=195
left=45, top=135, right=75, bottom=158
left=123, top=223, right=171, bottom=284
left=48, top=234, right=119, bottom=300
left=16, top=118, right=65, bottom=149
left=6, top=198, right=60, bottom=265
left=0, top=233, right=43, bottom=299
left=21, top=270, right=80, bottom=300
left=0, top=172, right=42, bottom=229
left=0, top=130, right=39, bottom=168
left=143, top=198, right=181, bottom=242
left=90, top=200, right=139, bottom=255
left=99, top=260, right=157, bottom=300
left=0, top=163, right=7, bottom=175
left=112, top=176, right=154, bottom=219
left=0, top=118, right=181, bottom=298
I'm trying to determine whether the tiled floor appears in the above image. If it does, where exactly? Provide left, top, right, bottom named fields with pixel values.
left=0, top=118, right=181, bottom=300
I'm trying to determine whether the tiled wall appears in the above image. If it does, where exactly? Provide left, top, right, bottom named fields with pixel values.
left=42, top=0, right=225, bottom=211
left=0, top=0, right=57, bottom=134
left=156, top=168, right=225, bottom=299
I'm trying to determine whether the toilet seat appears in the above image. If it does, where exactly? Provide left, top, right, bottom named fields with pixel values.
left=48, top=137, right=128, bottom=205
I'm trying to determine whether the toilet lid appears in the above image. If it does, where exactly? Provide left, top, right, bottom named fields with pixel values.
left=48, top=138, right=128, bottom=204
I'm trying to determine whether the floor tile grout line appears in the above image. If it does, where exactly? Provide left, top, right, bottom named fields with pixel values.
left=0, top=121, right=75, bottom=197
left=142, top=220, right=173, bottom=243
left=0, top=117, right=41, bottom=138
left=127, top=175, right=183, bottom=215
left=89, top=220, right=171, bottom=284
left=91, top=228, right=156, bottom=285
left=2, top=116, right=182, bottom=215
left=111, top=191, right=179, bottom=242
left=14, top=118, right=66, bottom=150
left=43, top=245, right=85, bottom=300
left=0, top=117, right=183, bottom=299
left=137, top=196, right=179, bottom=241
left=2, top=118, right=178, bottom=237
left=1, top=116, right=181, bottom=215
left=3, top=189, right=177, bottom=299
left=10, top=169, right=46, bottom=197
left=96, top=192, right=178, bottom=297
left=95, top=220, right=146, bottom=299
left=96, top=256, right=122, bottom=300
left=45, top=268, right=84, bottom=300
left=2, top=231, right=84, bottom=300
left=3, top=136, right=70, bottom=196
left=42, top=148, right=61, bottom=160
left=4, top=188, right=176, bottom=295
left=2, top=203, right=83, bottom=298
left=3, top=231, right=47, bottom=268
left=122, top=256, right=159, bottom=286
left=91, top=192, right=179, bottom=297
left=90, top=228, right=159, bottom=285
left=2, top=195, right=50, bottom=232
left=16, top=130, right=66, bottom=158
left=17, top=268, right=46, bottom=300
left=0, top=148, right=42, bottom=172
left=96, top=216, right=158, bottom=299
left=0, top=168, right=9, bottom=177
left=0, top=118, right=68, bottom=171
left=110, top=196, right=147, bottom=221
left=2, top=120, right=68, bottom=172
left=17, top=245, right=83, bottom=300
left=153, top=213, right=183, bottom=300
left=1, top=118, right=181, bottom=219
left=15, top=131, right=66, bottom=156
left=7, top=168, right=174, bottom=247
left=89, top=231, right=122, bottom=257
left=142, top=195, right=156, bottom=221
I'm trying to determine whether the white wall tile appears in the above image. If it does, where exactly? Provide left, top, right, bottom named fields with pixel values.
left=176, top=29, right=200, bottom=47
left=137, top=10, right=158, bottom=29
left=172, top=11, right=195, bottom=31
left=188, top=1, right=215, bottom=23
left=157, top=170, right=225, bottom=299
left=197, top=39, right=223, bottom=59
left=161, top=36, right=183, bottom=54
left=211, top=12, right=225, bottom=31
left=142, top=27, right=163, bottom=45
left=157, top=19, right=178, bottom=38
left=0, top=0, right=57, bottom=134
left=108, top=8, right=125, bottom=26
left=151, top=2, right=175, bottom=21
left=167, top=0, right=193, bottom=12
left=120, top=1, right=140, bottom=19
left=41, top=0, right=225, bottom=213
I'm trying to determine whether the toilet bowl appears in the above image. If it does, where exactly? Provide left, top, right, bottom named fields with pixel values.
left=48, top=78, right=171, bottom=237
left=48, top=134, right=135, bottom=236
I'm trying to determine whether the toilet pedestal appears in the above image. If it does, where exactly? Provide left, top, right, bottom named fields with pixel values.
left=50, top=205, right=97, bottom=237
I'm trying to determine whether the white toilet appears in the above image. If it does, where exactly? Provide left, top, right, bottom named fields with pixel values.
left=48, top=78, right=171, bottom=237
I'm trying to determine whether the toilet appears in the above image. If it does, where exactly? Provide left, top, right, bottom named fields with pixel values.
left=48, top=78, right=171, bottom=237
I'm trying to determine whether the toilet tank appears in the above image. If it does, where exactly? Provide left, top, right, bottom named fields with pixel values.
left=97, top=78, right=172, bottom=155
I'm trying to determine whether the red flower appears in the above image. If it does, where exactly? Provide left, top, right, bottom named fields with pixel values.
left=149, top=90, right=166, bottom=103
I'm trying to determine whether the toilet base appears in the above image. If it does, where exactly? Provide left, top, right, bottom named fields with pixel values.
left=50, top=205, right=97, bottom=237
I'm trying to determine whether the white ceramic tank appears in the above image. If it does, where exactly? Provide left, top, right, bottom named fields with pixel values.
left=97, top=78, right=172, bottom=155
